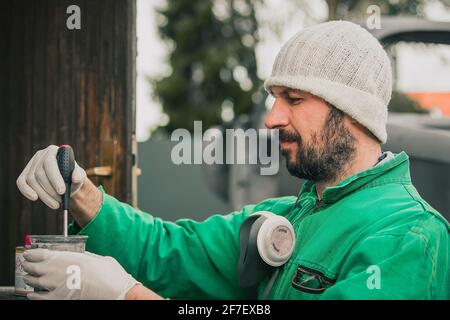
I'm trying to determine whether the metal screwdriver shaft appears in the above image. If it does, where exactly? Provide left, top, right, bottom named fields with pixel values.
left=56, top=145, right=75, bottom=238
left=63, top=210, right=68, bottom=238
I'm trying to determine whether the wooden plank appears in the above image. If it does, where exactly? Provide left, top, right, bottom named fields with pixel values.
left=0, top=0, right=136, bottom=285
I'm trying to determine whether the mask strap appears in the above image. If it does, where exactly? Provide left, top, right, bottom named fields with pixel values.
left=261, top=268, right=280, bottom=300
left=238, top=215, right=274, bottom=299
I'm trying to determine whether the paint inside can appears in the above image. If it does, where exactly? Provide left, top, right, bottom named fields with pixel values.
left=28, top=235, right=88, bottom=252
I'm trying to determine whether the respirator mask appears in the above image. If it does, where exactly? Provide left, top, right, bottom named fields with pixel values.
left=238, top=211, right=296, bottom=299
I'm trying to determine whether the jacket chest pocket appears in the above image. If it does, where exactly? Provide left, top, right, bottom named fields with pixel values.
left=288, top=265, right=337, bottom=300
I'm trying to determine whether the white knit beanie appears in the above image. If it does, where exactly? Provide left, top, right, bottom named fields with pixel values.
left=264, top=20, right=392, bottom=143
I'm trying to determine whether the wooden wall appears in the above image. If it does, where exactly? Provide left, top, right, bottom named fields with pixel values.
left=0, top=0, right=136, bottom=285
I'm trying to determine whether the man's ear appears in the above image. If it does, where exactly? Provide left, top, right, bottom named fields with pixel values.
left=348, top=117, right=380, bottom=143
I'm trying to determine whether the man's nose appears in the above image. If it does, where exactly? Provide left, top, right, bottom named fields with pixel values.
left=264, top=98, right=290, bottom=129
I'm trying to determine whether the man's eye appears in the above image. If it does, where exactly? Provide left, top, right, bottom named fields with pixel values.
left=286, top=97, right=303, bottom=105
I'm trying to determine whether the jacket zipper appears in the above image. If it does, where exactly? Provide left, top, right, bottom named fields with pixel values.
left=291, top=198, right=323, bottom=226
left=314, top=199, right=323, bottom=212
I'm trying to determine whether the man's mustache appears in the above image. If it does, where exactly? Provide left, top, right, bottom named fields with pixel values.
left=279, top=129, right=301, bottom=143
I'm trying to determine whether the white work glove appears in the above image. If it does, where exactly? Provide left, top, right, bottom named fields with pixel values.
left=22, top=249, right=140, bottom=300
left=16, top=145, right=87, bottom=209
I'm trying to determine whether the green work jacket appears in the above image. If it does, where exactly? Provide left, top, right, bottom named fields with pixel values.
left=70, top=151, right=449, bottom=299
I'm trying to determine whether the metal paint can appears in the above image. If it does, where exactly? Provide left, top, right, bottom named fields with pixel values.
left=15, top=246, right=34, bottom=297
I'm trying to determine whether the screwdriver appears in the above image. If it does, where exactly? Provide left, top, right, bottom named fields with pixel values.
left=56, top=145, right=75, bottom=238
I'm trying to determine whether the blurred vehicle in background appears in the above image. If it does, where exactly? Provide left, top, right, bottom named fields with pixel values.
left=203, top=17, right=450, bottom=222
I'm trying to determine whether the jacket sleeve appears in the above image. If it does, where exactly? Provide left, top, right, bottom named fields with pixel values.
left=69, top=187, right=274, bottom=299
left=319, top=230, right=445, bottom=300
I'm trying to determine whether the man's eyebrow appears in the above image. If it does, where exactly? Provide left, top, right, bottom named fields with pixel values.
left=270, top=88, right=306, bottom=96
left=284, top=89, right=306, bottom=96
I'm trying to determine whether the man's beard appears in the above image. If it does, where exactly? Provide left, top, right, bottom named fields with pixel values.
left=279, top=108, right=357, bottom=183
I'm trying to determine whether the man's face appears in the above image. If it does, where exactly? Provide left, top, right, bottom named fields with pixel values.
left=264, top=86, right=357, bottom=182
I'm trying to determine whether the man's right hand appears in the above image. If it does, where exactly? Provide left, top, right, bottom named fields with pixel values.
left=17, top=145, right=102, bottom=227
left=17, top=145, right=87, bottom=209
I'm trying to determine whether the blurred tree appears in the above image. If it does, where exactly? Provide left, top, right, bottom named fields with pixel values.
left=153, top=0, right=261, bottom=132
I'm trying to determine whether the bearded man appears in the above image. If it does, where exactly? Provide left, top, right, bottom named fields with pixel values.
left=17, top=21, right=449, bottom=300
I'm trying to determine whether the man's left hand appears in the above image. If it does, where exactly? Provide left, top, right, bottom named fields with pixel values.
left=22, top=249, right=140, bottom=300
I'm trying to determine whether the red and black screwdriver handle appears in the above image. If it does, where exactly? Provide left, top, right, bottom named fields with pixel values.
left=56, top=145, right=75, bottom=211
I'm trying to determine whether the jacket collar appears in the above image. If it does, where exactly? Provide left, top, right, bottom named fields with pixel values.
left=298, top=151, right=411, bottom=204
